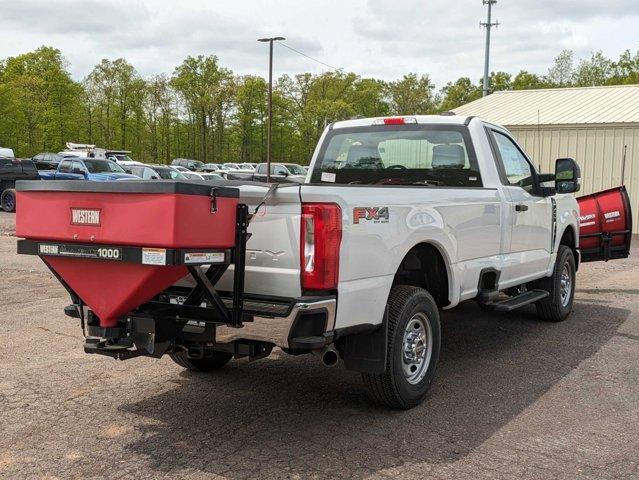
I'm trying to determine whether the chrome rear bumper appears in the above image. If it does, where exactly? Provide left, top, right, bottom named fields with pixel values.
left=216, top=298, right=336, bottom=348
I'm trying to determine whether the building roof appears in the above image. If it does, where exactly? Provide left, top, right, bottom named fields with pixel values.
left=453, top=84, right=639, bottom=126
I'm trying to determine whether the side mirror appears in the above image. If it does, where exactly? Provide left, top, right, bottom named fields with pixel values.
left=555, top=158, right=581, bottom=194
left=124, top=168, right=133, bottom=174
left=72, top=167, right=85, bottom=175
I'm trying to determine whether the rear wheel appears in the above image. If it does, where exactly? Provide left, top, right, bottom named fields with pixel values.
left=535, top=245, right=576, bottom=322
left=169, top=350, right=233, bottom=372
left=362, top=286, right=441, bottom=409
left=1, top=188, right=16, bottom=212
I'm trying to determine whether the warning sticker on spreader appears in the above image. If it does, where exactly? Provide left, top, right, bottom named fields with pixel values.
left=184, top=252, right=225, bottom=264
left=142, top=248, right=167, bottom=265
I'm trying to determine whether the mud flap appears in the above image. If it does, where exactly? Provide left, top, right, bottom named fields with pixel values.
left=340, top=307, right=388, bottom=374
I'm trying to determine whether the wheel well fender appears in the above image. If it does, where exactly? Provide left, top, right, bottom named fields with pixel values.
left=558, top=225, right=579, bottom=270
left=392, top=242, right=451, bottom=308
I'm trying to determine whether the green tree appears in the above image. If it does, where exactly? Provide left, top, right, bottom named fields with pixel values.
left=171, top=55, right=234, bottom=162
left=0, top=46, right=82, bottom=156
left=481, top=71, right=512, bottom=93
left=233, top=75, right=267, bottom=162
left=387, top=73, right=437, bottom=114
left=611, top=49, right=639, bottom=84
left=547, top=50, right=574, bottom=86
left=572, top=51, right=615, bottom=87
left=512, top=70, right=547, bottom=90
left=439, top=77, right=481, bottom=111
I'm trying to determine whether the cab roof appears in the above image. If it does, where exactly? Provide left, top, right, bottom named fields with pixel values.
left=331, top=115, right=478, bottom=130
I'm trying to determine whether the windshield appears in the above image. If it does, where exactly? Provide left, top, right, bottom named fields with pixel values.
left=155, top=167, right=185, bottom=180
left=84, top=159, right=126, bottom=174
left=284, top=164, right=306, bottom=175
left=310, top=126, right=482, bottom=187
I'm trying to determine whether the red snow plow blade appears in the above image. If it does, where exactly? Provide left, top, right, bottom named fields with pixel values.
left=577, top=185, right=632, bottom=262
left=15, top=180, right=241, bottom=328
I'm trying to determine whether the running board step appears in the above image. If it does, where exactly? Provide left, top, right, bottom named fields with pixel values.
left=488, top=289, right=549, bottom=312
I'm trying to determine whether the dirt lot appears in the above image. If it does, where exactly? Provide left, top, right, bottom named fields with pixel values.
left=1, top=210, right=638, bottom=480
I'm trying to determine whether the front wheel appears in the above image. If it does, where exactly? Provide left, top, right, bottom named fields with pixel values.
left=362, top=286, right=441, bottom=409
left=535, top=245, right=576, bottom=322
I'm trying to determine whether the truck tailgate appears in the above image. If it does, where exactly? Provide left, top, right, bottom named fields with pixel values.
left=215, top=183, right=303, bottom=298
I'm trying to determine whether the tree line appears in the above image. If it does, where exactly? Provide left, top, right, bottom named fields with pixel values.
left=0, top=46, right=637, bottom=164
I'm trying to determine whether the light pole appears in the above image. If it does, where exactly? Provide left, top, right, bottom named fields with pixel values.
left=480, top=0, right=498, bottom=97
left=258, top=36, right=285, bottom=182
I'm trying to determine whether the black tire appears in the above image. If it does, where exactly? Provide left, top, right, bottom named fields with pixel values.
left=535, top=245, right=576, bottom=322
left=169, top=350, right=233, bottom=372
left=1, top=188, right=16, bottom=213
left=362, top=285, right=441, bottom=409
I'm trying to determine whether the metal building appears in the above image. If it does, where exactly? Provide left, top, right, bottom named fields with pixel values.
left=453, top=84, right=639, bottom=232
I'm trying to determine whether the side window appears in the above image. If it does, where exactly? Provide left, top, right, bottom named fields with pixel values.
left=142, top=168, right=160, bottom=180
left=256, top=164, right=266, bottom=174
left=492, top=131, right=535, bottom=193
left=59, top=160, right=73, bottom=173
left=73, top=161, right=85, bottom=172
left=273, top=165, right=287, bottom=175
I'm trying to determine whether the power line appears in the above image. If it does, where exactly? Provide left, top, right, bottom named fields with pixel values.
left=277, top=42, right=342, bottom=72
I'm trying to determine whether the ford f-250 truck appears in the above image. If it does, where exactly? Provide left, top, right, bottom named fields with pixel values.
left=18, top=115, right=608, bottom=409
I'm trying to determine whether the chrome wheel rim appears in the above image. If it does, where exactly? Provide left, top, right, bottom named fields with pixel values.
left=401, top=313, right=433, bottom=385
left=560, top=264, right=572, bottom=307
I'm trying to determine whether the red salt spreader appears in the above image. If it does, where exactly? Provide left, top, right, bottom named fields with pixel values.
left=15, top=180, right=251, bottom=359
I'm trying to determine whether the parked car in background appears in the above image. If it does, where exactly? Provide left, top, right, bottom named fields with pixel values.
left=201, top=163, right=227, bottom=178
left=134, top=164, right=186, bottom=180
left=32, top=152, right=65, bottom=172
left=171, top=158, right=203, bottom=171
left=180, top=171, right=206, bottom=180
left=225, top=162, right=307, bottom=183
left=240, top=163, right=257, bottom=170
left=1, top=148, right=40, bottom=212
left=198, top=172, right=225, bottom=181
left=201, top=163, right=219, bottom=172
left=223, top=162, right=254, bottom=172
left=39, top=157, right=138, bottom=182
left=106, top=150, right=135, bottom=163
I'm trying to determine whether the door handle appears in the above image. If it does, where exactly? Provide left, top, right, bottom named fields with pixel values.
left=515, top=204, right=529, bottom=212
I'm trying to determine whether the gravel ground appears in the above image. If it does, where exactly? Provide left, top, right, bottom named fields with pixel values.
left=0, top=210, right=638, bottom=479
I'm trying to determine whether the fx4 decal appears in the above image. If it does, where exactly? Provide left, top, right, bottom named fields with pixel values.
left=353, top=207, right=390, bottom=224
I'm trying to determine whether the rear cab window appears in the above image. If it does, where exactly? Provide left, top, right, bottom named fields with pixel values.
left=310, top=124, right=482, bottom=187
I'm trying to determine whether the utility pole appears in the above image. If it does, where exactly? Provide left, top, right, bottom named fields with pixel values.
left=480, top=0, right=499, bottom=97
left=257, top=36, right=285, bottom=182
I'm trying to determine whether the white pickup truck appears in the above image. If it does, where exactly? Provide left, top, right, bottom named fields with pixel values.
left=201, top=114, right=581, bottom=408
left=17, top=115, right=587, bottom=410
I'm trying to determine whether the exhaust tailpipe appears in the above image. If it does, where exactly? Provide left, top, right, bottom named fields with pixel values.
left=313, top=346, right=339, bottom=367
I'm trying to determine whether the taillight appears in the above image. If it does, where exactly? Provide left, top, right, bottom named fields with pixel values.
left=301, top=203, right=342, bottom=291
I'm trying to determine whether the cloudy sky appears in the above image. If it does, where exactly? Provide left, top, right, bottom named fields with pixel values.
left=1, top=0, right=637, bottom=86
